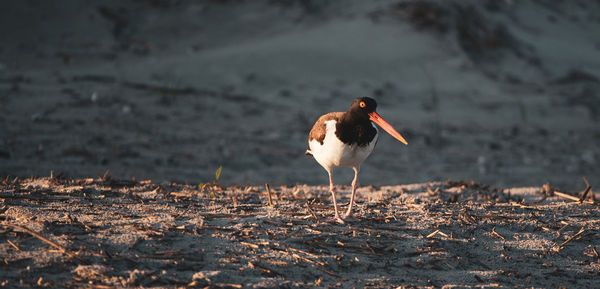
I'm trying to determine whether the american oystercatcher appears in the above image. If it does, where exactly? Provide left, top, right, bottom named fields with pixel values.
left=306, top=97, right=407, bottom=223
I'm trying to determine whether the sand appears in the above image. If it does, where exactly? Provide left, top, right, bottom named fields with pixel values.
left=1, top=176, right=599, bottom=288
left=1, top=1, right=600, bottom=287
left=0, top=1, right=598, bottom=189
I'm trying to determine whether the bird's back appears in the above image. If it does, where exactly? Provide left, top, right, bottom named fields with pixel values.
left=308, top=112, right=344, bottom=145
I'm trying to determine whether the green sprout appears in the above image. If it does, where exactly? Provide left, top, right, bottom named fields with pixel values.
left=215, top=165, right=222, bottom=184
left=199, top=166, right=223, bottom=198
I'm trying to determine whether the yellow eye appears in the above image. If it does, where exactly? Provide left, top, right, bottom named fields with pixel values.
left=359, top=101, right=366, bottom=108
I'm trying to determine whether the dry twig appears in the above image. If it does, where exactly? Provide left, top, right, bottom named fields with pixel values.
left=317, top=267, right=348, bottom=281
left=7, top=239, right=20, bottom=251
left=2, top=224, right=89, bottom=264
left=305, top=202, right=318, bottom=221
left=265, top=183, right=273, bottom=206
left=426, top=229, right=449, bottom=238
left=240, top=241, right=260, bottom=249
left=580, top=177, right=594, bottom=204
left=287, top=246, right=321, bottom=260
left=248, top=261, right=281, bottom=276
left=491, top=227, right=505, bottom=240
left=553, top=191, right=580, bottom=202
left=556, top=227, right=586, bottom=251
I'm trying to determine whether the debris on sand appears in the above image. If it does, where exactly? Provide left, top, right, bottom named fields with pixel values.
left=1, top=177, right=598, bottom=288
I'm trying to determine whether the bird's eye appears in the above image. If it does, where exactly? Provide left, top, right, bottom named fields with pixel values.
left=359, top=101, right=366, bottom=108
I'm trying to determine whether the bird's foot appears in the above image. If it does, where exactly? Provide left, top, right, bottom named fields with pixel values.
left=342, top=210, right=352, bottom=219
left=341, top=213, right=357, bottom=222
left=329, top=216, right=345, bottom=224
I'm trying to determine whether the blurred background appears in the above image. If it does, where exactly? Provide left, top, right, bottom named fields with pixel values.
left=0, top=0, right=598, bottom=190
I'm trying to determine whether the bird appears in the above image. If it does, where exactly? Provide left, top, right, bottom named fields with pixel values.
left=306, top=97, right=407, bottom=224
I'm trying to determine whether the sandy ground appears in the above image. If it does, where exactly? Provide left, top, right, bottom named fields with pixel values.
left=0, top=1, right=599, bottom=190
left=1, top=2, right=600, bottom=288
left=1, top=176, right=599, bottom=288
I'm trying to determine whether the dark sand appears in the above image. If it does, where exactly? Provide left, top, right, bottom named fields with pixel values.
left=1, top=1, right=599, bottom=189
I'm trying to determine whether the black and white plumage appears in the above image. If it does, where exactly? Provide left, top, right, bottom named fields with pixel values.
left=306, top=97, right=407, bottom=223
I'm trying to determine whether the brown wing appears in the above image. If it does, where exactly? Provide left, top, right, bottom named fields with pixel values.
left=308, top=112, right=344, bottom=145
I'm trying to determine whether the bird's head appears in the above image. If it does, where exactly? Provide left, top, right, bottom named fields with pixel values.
left=349, top=96, right=378, bottom=115
left=349, top=96, right=408, bottom=145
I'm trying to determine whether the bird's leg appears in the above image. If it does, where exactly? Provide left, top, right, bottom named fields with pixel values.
left=328, top=170, right=344, bottom=224
left=343, top=166, right=359, bottom=219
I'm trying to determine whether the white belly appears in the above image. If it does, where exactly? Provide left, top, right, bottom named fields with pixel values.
left=308, top=120, right=377, bottom=171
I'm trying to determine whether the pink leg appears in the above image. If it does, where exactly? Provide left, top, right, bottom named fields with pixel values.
left=328, top=170, right=344, bottom=224
left=343, top=166, right=359, bottom=219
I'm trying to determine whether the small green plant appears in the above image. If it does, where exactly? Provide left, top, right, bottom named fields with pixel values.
left=199, top=166, right=223, bottom=198
left=215, top=165, right=222, bottom=184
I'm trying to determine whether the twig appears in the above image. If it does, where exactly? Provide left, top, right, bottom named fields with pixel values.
left=581, top=177, right=595, bottom=204
left=0, top=194, right=71, bottom=201
left=265, top=183, right=273, bottom=206
left=7, top=239, right=20, bottom=250
left=364, top=242, right=378, bottom=255
left=2, top=175, right=10, bottom=185
left=553, top=191, right=580, bottom=202
left=426, top=230, right=440, bottom=238
left=232, top=195, right=238, bottom=208
left=579, top=186, right=592, bottom=203
left=579, top=177, right=592, bottom=203
left=215, top=284, right=242, bottom=289
left=491, top=227, right=505, bottom=240
left=92, top=284, right=114, bottom=289
left=248, top=261, right=282, bottom=276
left=426, top=230, right=448, bottom=238
left=556, top=227, right=585, bottom=251
left=460, top=211, right=477, bottom=224
left=305, top=202, right=318, bottom=221
left=316, top=267, right=348, bottom=281
left=240, top=241, right=259, bottom=249
left=287, top=247, right=321, bottom=260
left=2, top=224, right=89, bottom=264
left=101, top=169, right=110, bottom=182
left=290, top=252, right=326, bottom=266
left=269, top=244, right=326, bottom=266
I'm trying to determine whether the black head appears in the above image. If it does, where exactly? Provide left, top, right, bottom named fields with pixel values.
left=348, top=97, right=377, bottom=117
left=345, top=96, right=409, bottom=145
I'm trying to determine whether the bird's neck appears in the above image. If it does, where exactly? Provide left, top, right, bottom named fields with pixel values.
left=341, top=110, right=369, bottom=126
left=335, top=111, right=377, bottom=146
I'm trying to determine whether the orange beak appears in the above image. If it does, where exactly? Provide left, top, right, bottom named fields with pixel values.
left=368, top=111, right=408, bottom=145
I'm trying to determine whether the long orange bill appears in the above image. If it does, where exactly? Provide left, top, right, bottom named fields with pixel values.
left=368, top=111, right=408, bottom=145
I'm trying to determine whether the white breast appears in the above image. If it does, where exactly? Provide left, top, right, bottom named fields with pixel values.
left=308, top=120, right=378, bottom=171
